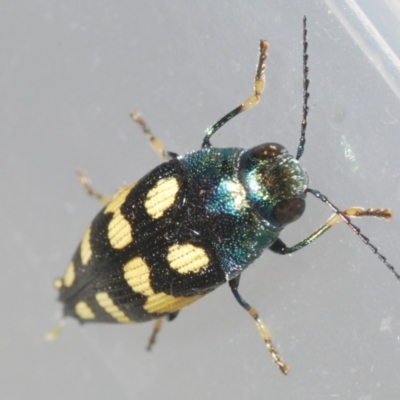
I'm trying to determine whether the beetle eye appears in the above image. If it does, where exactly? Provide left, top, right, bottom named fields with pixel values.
left=272, top=198, right=305, bottom=226
left=251, top=143, right=288, bottom=160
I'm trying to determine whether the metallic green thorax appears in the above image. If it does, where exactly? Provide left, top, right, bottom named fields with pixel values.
left=179, top=144, right=308, bottom=279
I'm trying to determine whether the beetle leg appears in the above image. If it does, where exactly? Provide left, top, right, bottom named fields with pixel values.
left=146, top=311, right=180, bottom=351
left=202, top=40, right=269, bottom=148
left=147, top=318, right=164, bottom=351
left=269, top=207, right=392, bottom=255
left=77, top=170, right=111, bottom=205
left=167, top=311, right=180, bottom=321
left=131, top=112, right=177, bottom=161
left=229, top=276, right=289, bottom=375
left=45, top=324, right=65, bottom=341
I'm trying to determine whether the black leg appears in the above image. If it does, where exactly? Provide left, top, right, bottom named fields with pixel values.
left=269, top=238, right=288, bottom=255
left=167, top=311, right=180, bottom=322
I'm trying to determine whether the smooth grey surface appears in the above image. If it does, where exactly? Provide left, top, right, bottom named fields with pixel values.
left=1, top=1, right=400, bottom=399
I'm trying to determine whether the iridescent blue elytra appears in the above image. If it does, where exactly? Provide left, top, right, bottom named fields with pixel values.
left=54, top=18, right=398, bottom=375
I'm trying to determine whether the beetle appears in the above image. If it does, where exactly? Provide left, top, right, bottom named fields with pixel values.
left=53, top=17, right=398, bottom=374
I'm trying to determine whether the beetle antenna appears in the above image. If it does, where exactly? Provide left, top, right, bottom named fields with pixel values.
left=296, top=16, right=309, bottom=160
left=307, top=188, right=399, bottom=282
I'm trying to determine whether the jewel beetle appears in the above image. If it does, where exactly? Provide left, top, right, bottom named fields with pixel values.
left=53, top=17, right=399, bottom=374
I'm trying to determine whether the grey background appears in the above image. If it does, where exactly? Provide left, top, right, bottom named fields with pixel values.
left=2, top=1, right=400, bottom=399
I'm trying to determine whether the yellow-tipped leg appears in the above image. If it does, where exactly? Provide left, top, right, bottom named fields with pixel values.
left=202, top=40, right=269, bottom=147
left=131, top=112, right=170, bottom=161
left=147, top=318, right=164, bottom=351
left=77, top=170, right=110, bottom=205
left=248, top=306, right=289, bottom=374
left=270, top=207, right=392, bottom=256
left=229, top=276, right=289, bottom=374
left=46, top=318, right=66, bottom=341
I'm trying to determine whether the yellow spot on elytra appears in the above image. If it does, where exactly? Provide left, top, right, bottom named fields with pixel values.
left=80, top=227, right=92, bottom=265
left=63, top=261, right=75, bottom=287
left=107, top=212, right=133, bottom=249
left=95, top=292, right=131, bottom=323
left=104, top=183, right=136, bottom=214
left=144, top=177, right=179, bottom=219
left=124, top=257, right=154, bottom=296
left=123, top=257, right=203, bottom=314
left=75, top=301, right=95, bottom=320
left=104, top=183, right=136, bottom=249
left=167, top=243, right=209, bottom=274
left=144, top=292, right=203, bottom=314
